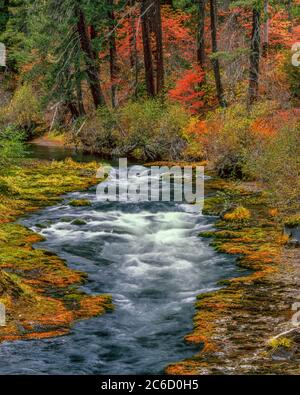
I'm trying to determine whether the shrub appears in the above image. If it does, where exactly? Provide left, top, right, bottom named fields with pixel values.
left=187, top=102, right=277, bottom=178
left=169, top=66, right=205, bottom=114
left=0, top=83, right=43, bottom=139
left=0, top=126, right=26, bottom=169
left=71, top=100, right=191, bottom=161
left=248, top=121, right=300, bottom=210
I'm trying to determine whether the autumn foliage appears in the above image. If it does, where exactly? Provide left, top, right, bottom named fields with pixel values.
left=169, top=66, right=205, bottom=113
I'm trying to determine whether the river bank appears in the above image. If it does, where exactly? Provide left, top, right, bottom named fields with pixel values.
left=167, top=177, right=300, bottom=375
left=0, top=158, right=112, bottom=342
left=0, top=160, right=243, bottom=374
left=0, top=155, right=299, bottom=374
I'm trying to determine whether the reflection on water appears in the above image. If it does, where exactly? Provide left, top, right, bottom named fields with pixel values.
left=27, top=143, right=103, bottom=163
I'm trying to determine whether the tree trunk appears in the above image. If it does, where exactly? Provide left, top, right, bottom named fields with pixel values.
left=67, top=102, right=80, bottom=120
left=209, top=0, right=227, bottom=107
left=262, top=0, right=269, bottom=56
left=89, top=25, right=98, bottom=58
left=141, top=0, right=164, bottom=97
left=74, top=57, right=86, bottom=116
left=197, top=0, right=206, bottom=69
left=153, top=0, right=164, bottom=94
left=128, top=0, right=139, bottom=97
left=107, top=0, right=118, bottom=108
left=76, top=7, right=105, bottom=108
left=141, top=0, right=156, bottom=97
left=248, top=7, right=261, bottom=107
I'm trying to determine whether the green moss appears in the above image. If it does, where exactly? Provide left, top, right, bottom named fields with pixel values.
left=284, top=214, right=300, bottom=228
left=202, top=197, right=224, bottom=216
left=0, top=159, right=112, bottom=343
left=69, top=199, right=91, bottom=207
left=199, top=231, right=215, bottom=238
left=35, top=223, right=49, bottom=229
left=268, top=337, right=294, bottom=350
left=196, top=292, right=217, bottom=300
left=59, top=217, right=74, bottom=223
left=71, top=219, right=87, bottom=226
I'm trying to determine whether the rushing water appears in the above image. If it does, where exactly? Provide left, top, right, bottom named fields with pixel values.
left=0, top=146, right=243, bottom=374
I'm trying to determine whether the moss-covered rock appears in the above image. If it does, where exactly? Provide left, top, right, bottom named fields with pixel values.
left=69, top=199, right=91, bottom=207
left=71, top=219, right=87, bottom=226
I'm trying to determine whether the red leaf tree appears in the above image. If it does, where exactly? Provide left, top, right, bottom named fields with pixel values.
left=168, top=66, right=205, bottom=113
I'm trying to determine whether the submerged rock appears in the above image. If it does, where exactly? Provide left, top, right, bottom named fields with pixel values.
left=285, top=226, right=300, bottom=248
left=71, top=219, right=87, bottom=226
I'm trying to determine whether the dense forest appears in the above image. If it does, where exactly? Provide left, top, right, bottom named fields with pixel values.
left=0, top=0, right=300, bottom=376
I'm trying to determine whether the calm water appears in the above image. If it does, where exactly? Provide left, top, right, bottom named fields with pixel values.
left=0, top=146, right=242, bottom=374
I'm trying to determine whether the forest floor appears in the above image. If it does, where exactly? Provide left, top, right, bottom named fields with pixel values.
left=166, top=177, right=300, bottom=375
left=0, top=159, right=112, bottom=342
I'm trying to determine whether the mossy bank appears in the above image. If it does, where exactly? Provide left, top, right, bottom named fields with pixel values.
left=0, top=159, right=113, bottom=342
left=166, top=177, right=300, bottom=375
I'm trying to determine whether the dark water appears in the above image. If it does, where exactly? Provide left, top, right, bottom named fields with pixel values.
left=0, top=146, right=243, bottom=375
left=26, top=143, right=104, bottom=163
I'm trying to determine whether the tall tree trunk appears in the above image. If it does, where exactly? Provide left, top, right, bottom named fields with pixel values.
left=197, top=0, right=206, bottom=69
left=107, top=0, right=118, bottom=108
left=153, top=0, right=164, bottom=94
left=67, top=102, right=80, bottom=120
left=128, top=0, right=139, bottom=97
left=75, top=57, right=86, bottom=116
left=262, top=0, right=269, bottom=56
left=141, top=0, right=155, bottom=97
left=248, top=7, right=261, bottom=107
left=63, top=64, right=80, bottom=120
left=209, top=0, right=227, bottom=107
left=89, top=25, right=98, bottom=58
left=76, top=6, right=105, bottom=108
left=141, top=0, right=164, bottom=96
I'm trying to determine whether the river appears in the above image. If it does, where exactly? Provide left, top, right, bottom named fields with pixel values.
left=0, top=145, right=242, bottom=374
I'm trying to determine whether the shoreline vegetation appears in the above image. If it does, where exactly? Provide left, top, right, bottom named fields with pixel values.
left=0, top=153, right=299, bottom=374
left=167, top=176, right=300, bottom=375
left=0, top=158, right=113, bottom=342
